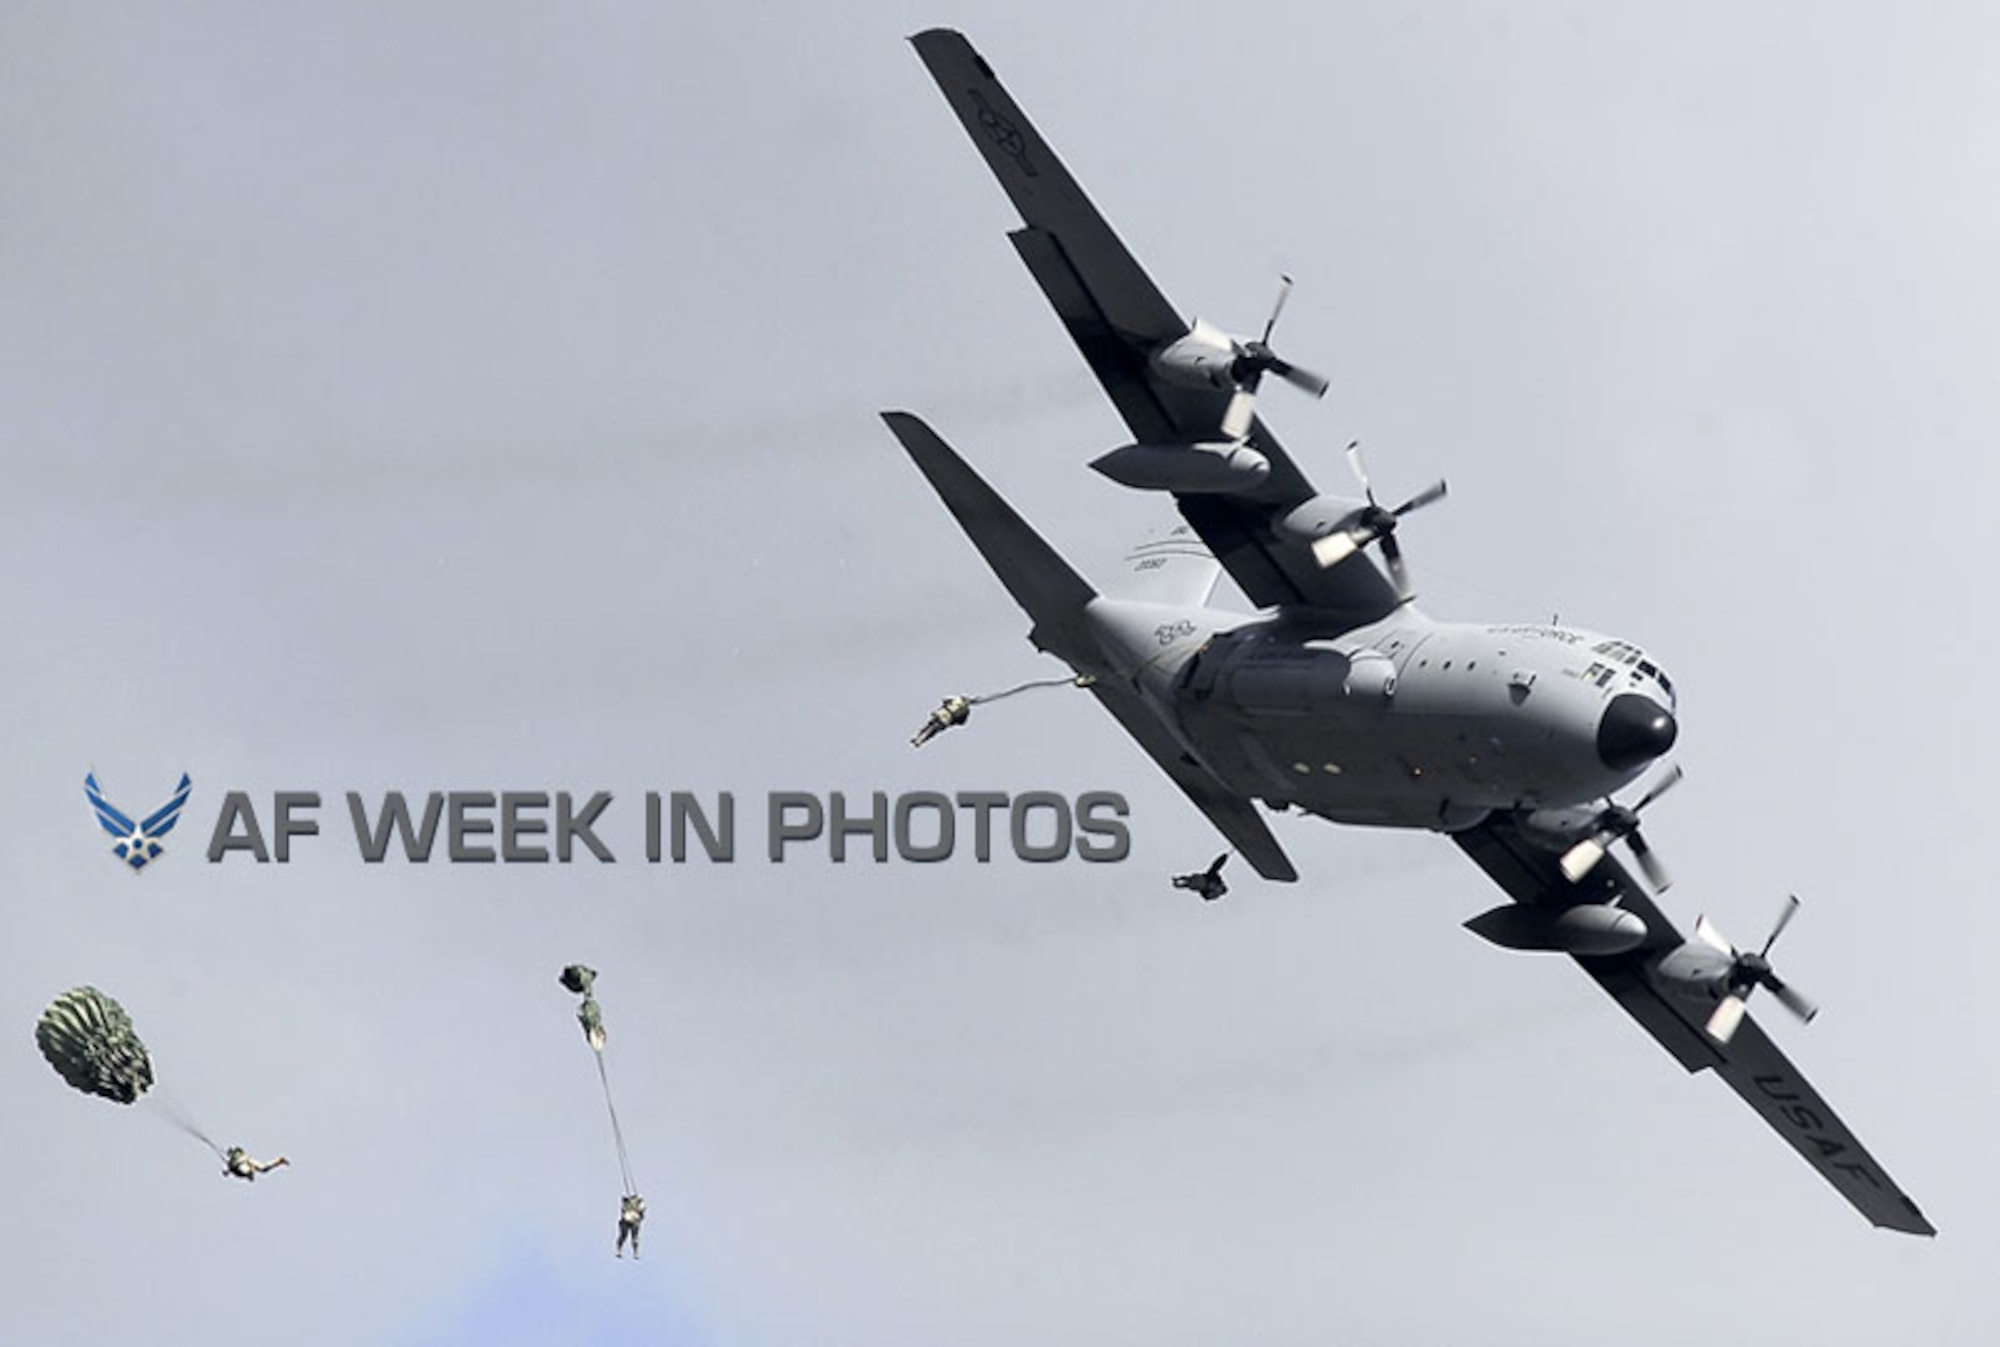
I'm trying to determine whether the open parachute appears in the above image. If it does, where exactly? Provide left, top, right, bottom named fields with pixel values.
left=37, top=985, right=154, bottom=1105
left=35, top=984, right=276, bottom=1177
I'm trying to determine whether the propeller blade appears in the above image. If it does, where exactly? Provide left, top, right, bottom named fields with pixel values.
left=1769, top=978, right=1819, bottom=1024
left=1273, top=361, right=1330, bottom=398
left=1380, top=531, right=1411, bottom=598
left=1344, top=440, right=1374, bottom=504
left=1559, top=835, right=1609, bottom=884
left=1706, top=993, right=1749, bottom=1044
left=1632, top=763, right=1684, bottom=812
left=1693, top=914, right=1735, bottom=956
left=1311, top=530, right=1361, bottom=569
left=1221, top=388, right=1256, bottom=440
left=1762, top=893, right=1801, bottom=955
left=1392, top=479, right=1449, bottom=517
left=1261, top=275, right=1294, bottom=345
left=1627, top=831, right=1672, bottom=893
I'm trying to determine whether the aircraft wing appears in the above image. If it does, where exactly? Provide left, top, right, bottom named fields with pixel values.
left=1455, top=815, right=1934, bottom=1236
left=910, top=28, right=1403, bottom=626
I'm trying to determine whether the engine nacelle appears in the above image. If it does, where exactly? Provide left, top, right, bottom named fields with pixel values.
left=1465, top=902, right=1649, bottom=956
left=1091, top=440, right=1271, bottom=495
left=1149, top=319, right=1242, bottom=392
left=1273, top=495, right=1371, bottom=552
left=1655, top=937, right=1733, bottom=989
left=1515, top=806, right=1604, bottom=851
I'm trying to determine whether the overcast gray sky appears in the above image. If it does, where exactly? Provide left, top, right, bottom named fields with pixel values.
left=3, top=3, right=1993, bottom=1343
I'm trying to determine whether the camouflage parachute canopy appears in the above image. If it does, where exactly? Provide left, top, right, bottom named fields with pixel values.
left=577, top=996, right=607, bottom=1052
left=558, top=964, right=598, bottom=997
left=37, top=985, right=154, bottom=1105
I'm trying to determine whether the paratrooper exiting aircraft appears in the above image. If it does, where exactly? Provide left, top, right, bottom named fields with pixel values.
left=885, top=28, right=1931, bottom=1236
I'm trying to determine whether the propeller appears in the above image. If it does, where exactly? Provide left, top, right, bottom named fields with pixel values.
left=1559, top=764, right=1684, bottom=891
left=1309, top=441, right=1448, bottom=598
left=1237, top=275, right=1330, bottom=396
left=1694, top=895, right=1820, bottom=1044
left=1219, top=276, right=1328, bottom=438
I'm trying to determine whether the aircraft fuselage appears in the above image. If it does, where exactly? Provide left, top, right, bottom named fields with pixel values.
left=1083, top=597, right=1678, bottom=831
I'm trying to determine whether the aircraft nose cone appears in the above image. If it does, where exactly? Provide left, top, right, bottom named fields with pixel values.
left=1597, top=694, right=1678, bottom=771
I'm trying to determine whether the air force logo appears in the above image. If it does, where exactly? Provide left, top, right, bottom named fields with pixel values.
left=85, top=772, right=193, bottom=871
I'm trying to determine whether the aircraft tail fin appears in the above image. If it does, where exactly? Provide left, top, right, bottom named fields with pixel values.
left=882, top=411, right=1100, bottom=668
left=1105, top=518, right=1225, bottom=607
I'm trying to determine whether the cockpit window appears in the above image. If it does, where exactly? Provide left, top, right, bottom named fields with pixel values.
left=1595, top=640, right=1674, bottom=703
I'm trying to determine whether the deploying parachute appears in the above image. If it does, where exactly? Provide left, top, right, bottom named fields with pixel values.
left=559, top=963, right=643, bottom=1256
left=36, top=985, right=154, bottom=1104
left=578, top=998, right=606, bottom=1053
left=563, top=964, right=608, bottom=1053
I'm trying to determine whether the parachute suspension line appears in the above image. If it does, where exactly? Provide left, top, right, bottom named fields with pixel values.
left=595, top=1051, right=636, bottom=1196
left=970, top=673, right=1093, bottom=705
left=910, top=675, right=1095, bottom=746
left=559, top=965, right=636, bottom=1195
left=146, top=1084, right=224, bottom=1158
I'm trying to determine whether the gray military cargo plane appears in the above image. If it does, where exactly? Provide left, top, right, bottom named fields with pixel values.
left=884, top=28, right=1932, bottom=1236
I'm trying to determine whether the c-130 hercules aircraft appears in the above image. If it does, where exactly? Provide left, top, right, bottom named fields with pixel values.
left=884, top=29, right=1931, bottom=1235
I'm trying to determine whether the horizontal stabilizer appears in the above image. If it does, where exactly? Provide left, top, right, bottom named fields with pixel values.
left=1088, top=679, right=1297, bottom=883
left=882, top=411, right=1098, bottom=667
left=887, top=411, right=1291, bottom=882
